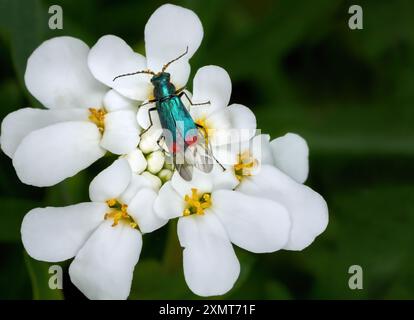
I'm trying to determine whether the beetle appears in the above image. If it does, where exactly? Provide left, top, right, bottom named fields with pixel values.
left=113, top=47, right=214, bottom=181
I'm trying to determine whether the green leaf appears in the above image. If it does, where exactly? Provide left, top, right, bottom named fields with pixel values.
left=24, top=251, right=64, bottom=300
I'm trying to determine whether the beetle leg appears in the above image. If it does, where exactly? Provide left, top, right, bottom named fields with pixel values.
left=139, top=106, right=157, bottom=137
left=157, top=135, right=170, bottom=154
left=175, top=86, right=186, bottom=94
left=178, top=90, right=210, bottom=106
left=139, top=98, right=157, bottom=108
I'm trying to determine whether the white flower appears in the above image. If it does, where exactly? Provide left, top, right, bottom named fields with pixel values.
left=223, top=133, right=328, bottom=251
left=21, top=158, right=167, bottom=299
left=88, top=4, right=203, bottom=101
left=153, top=168, right=291, bottom=296
left=0, top=37, right=141, bottom=187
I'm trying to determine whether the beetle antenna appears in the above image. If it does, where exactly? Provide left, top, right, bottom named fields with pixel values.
left=113, top=70, right=155, bottom=82
left=162, top=46, right=189, bottom=72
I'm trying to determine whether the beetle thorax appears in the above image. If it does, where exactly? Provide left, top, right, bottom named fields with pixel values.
left=151, top=72, right=176, bottom=100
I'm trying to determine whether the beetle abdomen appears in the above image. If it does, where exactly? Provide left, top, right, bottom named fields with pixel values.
left=157, top=95, right=197, bottom=154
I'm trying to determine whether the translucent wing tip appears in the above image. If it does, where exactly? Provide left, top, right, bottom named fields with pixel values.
left=176, top=163, right=193, bottom=181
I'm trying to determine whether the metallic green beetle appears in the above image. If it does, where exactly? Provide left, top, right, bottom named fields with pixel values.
left=113, top=48, right=213, bottom=181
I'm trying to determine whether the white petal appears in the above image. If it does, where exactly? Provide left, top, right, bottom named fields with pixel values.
left=205, top=108, right=232, bottom=129
left=13, top=121, right=105, bottom=187
left=1, top=108, right=88, bottom=158
left=211, top=165, right=239, bottom=190
left=248, top=134, right=274, bottom=168
left=119, top=173, right=154, bottom=205
left=192, top=65, right=232, bottom=112
left=21, top=203, right=106, bottom=262
left=69, top=220, right=142, bottom=300
left=212, top=133, right=266, bottom=169
left=211, top=143, right=239, bottom=167
left=103, top=89, right=138, bottom=112
left=171, top=169, right=213, bottom=197
left=255, top=134, right=275, bottom=166
left=140, top=171, right=162, bottom=190
left=270, top=133, right=309, bottom=183
left=206, top=110, right=233, bottom=146
left=123, top=149, right=147, bottom=174
left=206, top=107, right=256, bottom=152
left=178, top=213, right=240, bottom=297
left=89, top=158, right=132, bottom=202
left=88, top=35, right=152, bottom=101
left=144, top=4, right=203, bottom=87
left=227, top=104, right=257, bottom=142
left=101, top=110, right=140, bottom=155
left=128, top=188, right=168, bottom=233
left=153, top=181, right=184, bottom=220
left=25, top=36, right=107, bottom=109
left=237, top=165, right=328, bottom=251
left=213, top=190, right=290, bottom=253
left=188, top=104, right=210, bottom=124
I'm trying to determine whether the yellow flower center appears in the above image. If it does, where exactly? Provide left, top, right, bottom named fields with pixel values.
left=183, top=188, right=212, bottom=216
left=105, top=199, right=138, bottom=229
left=88, top=108, right=106, bottom=132
left=233, top=151, right=258, bottom=181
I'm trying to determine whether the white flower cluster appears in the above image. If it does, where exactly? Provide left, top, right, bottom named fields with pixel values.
left=0, top=4, right=328, bottom=299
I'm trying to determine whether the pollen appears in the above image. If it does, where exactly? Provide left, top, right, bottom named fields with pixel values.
left=105, top=199, right=138, bottom=229
left=183, top=188, right=212, bottom=216
left=88, top=108, right=106, bottom=132
left=234, top=151, right=258, bottom=181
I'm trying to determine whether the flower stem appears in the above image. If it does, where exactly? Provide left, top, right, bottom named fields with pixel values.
left=162, top=219, right=182, bottom=273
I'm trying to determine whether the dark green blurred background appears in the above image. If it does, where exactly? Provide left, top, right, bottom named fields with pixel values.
left=1, top=0, right=413, bottom=300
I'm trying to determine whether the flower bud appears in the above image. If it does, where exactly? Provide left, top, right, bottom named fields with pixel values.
left=139, top=129, right=162, bottom=154
left=124, top=149, right=147, bottom=174
left=146, top=150, right=165, bottom=174
left=158, top=168, right=173, bottom=183
left=163, top=159, right=174, bottom=171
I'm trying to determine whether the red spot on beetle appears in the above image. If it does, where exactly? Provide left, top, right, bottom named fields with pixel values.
left=170, top=142, right=180, bottom=154
left=185, top=135, right=198, bottom=146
